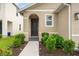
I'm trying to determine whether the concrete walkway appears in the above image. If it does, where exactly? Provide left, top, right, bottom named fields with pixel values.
left=19, top=41, right=39, bottom=56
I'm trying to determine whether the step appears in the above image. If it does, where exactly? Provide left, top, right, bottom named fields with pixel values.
left=29, top=36, right=39, bottom=41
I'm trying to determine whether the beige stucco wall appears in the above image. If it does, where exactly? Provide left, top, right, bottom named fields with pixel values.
left=72, top=3, right=79, bottom=34
left=71, top=3, right=79, bottom=45
left=56, top=6, right=69, bottom=38
left=24, top=11, right=57, bottom=41
left=23, top=3, right=60, bottom=41
left=27, top=3, right=60, bottom=10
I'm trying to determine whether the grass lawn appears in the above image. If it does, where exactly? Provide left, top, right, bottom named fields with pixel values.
left=0, top=34, right=25, bottom=56
left=0, top=36, right=15, bottom=49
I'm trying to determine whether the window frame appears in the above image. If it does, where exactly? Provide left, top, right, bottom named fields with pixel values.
left=45, top=14, right=54, bottom=27
left=19, top=24, right=21, bottom=31
left=16, top=13, right=18, bottom=16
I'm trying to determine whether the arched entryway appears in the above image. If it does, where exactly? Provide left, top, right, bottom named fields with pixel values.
left=29, top=14, right=39, bottom=37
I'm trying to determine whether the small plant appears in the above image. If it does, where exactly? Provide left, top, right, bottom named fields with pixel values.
left=51, top=34, right=64, bottom=49
left=41, top=32, right=49, bottom=46
left=13, top=37, right=21, bottom=47
left=46, top=36, right=56, bottom=52
left=42, top=32, right=49, bottom=37
left=2, top=49, right=12, bottom=56
left=0, top=48, right=3, bottom=56
left=78, top=44, right=79, bottom=49
left=41, top=35, right=49, bottom=46
left=0, top=48, right=12, bottom=56
left=15, top=33, right=25, bottom=44
left=21, top=34, right=25, bottom=44
left=13, top=33, right=25, bottom=47
left=0, top=34, right=2, bottom=38
left=63, top=39, right=75, bottom=54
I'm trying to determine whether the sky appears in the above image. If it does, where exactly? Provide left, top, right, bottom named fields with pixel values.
left=16, top=3, right=31, bottom=9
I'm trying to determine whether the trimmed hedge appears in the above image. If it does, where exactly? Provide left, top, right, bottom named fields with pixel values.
left=46, top=36, right=56, bottom=52
left=41, top=33, right=75, bottom=53
left=41, top=32, right=49, bottom=46
left=0, top=34, right=2, bottom=38
left=0, top=48, right=12, bottom=56
left=42, top=32, right=49, bottom=37
left=13, top=33, right=25, bottom=47
left=63, top=39, right=75, bottom=54
left=51, top=34, right=64, bottom=48
left=41, top=35, right=49, bottom=46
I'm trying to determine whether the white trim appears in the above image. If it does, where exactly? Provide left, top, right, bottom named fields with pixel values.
left=45, top=14, right=54, bottom=27
left=72, top=34, right=79, bottom=36
left=26, top=9, right=54, bottom=12
left=64, top=4, right=71, bottom=39
left=68, top=4, right=71, bottom=39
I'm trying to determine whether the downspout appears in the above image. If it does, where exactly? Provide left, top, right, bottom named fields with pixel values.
left=64, top=3, right=72, bottom=39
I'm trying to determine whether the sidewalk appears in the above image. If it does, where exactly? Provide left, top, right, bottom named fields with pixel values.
left=19, top=41, right=39, bottom=56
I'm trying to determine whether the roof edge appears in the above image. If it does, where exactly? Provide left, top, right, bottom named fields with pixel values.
left=54, top=3, right=70, bottom=14
left=12, top=3, right=19, bottom=9
left=18, top=3, right=37, bottom=12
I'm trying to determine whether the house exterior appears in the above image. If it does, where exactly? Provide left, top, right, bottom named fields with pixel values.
left=0, top=3, right=23, bottom=37
left=20, top=3, right=79, bottom=46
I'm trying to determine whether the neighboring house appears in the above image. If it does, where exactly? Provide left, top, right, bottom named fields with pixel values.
left=0, top=3, right=23, bottom=37
left=19, top=3, right=79, bottom=45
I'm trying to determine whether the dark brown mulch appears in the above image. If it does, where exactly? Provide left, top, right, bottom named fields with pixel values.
left=39, top=42, right=79, bottom=56
left=12, top=42, right=28, bottom=56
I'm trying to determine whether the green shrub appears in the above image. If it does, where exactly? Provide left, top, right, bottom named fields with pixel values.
left=13, top=37, right=21, bottom=47
left=51, top=34, right=64, bottom=49
left=15, top=33, right=25, bottom=44
left=41, top=35, right=49, bottom=46
left=0, top=48, right=12, bottom=56
left=46, top=36, right=56, bottom=52
left=0, top=34, right=2, bottom=38
left=41, top=32, right=49, bottom=46
left=0, top=49, right=3, bottom=56
left=78, top=44, right=79, bottom=49
left=13, top=33, right=25, bottom=47
left=21, top=34, right=25, bottom=44
left=63, top=39, right=75, bottom=54
left=42, top=32, right=49, bottom=37
left=2, top=49, right=12, bottom=56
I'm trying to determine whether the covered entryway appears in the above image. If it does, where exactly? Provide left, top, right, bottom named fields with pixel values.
left=31, top=18, right=38, bottom=36
left=29, top=14, right=39, bottom=41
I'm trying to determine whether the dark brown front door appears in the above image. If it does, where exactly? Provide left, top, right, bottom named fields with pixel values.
left=31, top=19, right=38, bottom=36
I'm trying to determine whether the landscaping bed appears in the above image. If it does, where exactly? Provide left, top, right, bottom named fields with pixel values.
left=39, top=32, right=79, bottom=56
left=0, top=33, right=27, bottom=56
left=39, top=42, right=79, bottom=56
left=12, top=42, right=27, bottom=56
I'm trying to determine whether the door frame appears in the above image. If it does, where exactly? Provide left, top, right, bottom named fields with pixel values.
left=29, top=14, right=39, bottom=37
left=31, top=19, right=39, bottom=36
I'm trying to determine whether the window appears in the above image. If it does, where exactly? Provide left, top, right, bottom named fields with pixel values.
left=19, top=24, right=21, bottom=31
left=74, top=13, right=79, bottom=20
left=45, top=14, right=54, bottom=27
left=16, top=13, right=18, bottom=16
